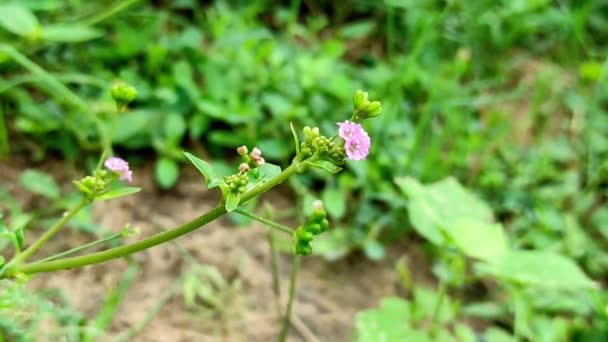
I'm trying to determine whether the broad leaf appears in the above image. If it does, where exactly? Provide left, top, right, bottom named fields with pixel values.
left=155, top=158, right=179, bottom=189
left=41, top=24, right=102, bottom=42
left=395, top=177, right=494, bottom=246
left=20, top=169, right=60, bottom=199
left=258, top=162, right=282, bottom=181
left=447, top=218, right=508, bottom=261
left=0, top=4, right=38, bottom=37
left=95, top=187, right=141, bottom=202
left=483, top=250, right=597, bottom=290
left=322, top=188, right=346, bottom=219
left=355, top=297, right=414, bottom=342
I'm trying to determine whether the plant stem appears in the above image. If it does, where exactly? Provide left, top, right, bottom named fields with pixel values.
left=37, top=233, right=123, bottom=263
left=14, top=199, right=89, bottom=264
left=279, top=254, right=301, bottom=342
left=430, top=279, right=447, bottom=333
left=14, top=163, right=301, bottom=276
left=234, top=208, right=294, bottom=235
left=267, top=231, right=282, bottom=318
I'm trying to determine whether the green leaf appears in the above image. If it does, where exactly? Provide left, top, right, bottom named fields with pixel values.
left=395, top=177, right=494, bottom=246
left=225, top=193, right=240, bottom=212
left=155, top=158, right=180, bottom=189
left=164, top=112, right=187, bottom=143
left=290, top=122, right=301, bottom=158
left=363, top=239, right=385, bottom=260
left=447, top=218, right=508, bottom=261
left=40, top=24, right=102, bottom=42
left=483, top=250, right=598, bottom=290
left=356, top=298, right=431, bottom=342
left=95, top=187, right=141, bottom=202
left=20, top=169, right=60, bottom=199
left=322, top=188, right=346, bottom=219
left=307, top=160, right=342, bottom=174
left=14, top=227, right=24, bottom=250
left=112, top=110, right=151, bottom=144
left=183, top=152, right=225, bottom=190
left=258, top=162, right=282, bottom=181
left=0, top=4, right=39, bottom=37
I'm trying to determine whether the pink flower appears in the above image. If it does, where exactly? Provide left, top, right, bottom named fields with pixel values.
left=239, top=163, right=250, bottom=173
left=337, top=121, right=371, bottom=160
left=104, top=157, right=133, bottom=182
left=337, top=121, right=364, bottom=140
left=345, top=134, right=371, bottom=160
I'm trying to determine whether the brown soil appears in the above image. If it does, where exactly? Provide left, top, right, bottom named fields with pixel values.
left=1, top=159, right=433, bottom=342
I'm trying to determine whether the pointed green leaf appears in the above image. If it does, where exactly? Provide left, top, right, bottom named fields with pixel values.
left=258, top=162, right=282, bottom=180
left=183, top=151, right=225, bottom=189
left=20, top=170, right=60, bottom=199
left=447, top=218, right=508, bottom=261
left=155, top=158, right=180, bottom=189
left=290, top=122, right=301, bottom=158
left=0, top=4, right=39, bottom=37
left=95, top=187, right=141, bottom=202
left=483, top=250, right=598, bottom=290
left=307, top=160, right=342, bottom=174
left=41, top=24, right=102, bottom=42
left=225, top=193, right=240, bottom=212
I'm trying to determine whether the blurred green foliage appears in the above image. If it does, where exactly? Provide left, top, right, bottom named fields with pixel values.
left=2, top=0, right=608, bottom=339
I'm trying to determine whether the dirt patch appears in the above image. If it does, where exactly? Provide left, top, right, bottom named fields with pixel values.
left=1, top=159, right=432, bottom=341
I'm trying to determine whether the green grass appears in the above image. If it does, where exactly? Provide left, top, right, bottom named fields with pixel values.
left=1, top=0, right=608, bottom=340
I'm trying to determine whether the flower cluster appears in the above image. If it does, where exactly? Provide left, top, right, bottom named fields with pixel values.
left=337, top=121, right=371, bottom=160
left=237, top=145, right=265, bottom=170
left=104, top=157, right=133, bottom=183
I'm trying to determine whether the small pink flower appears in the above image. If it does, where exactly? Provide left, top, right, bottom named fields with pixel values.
left=255, top=157, right=265, bottom=166
left=104, top=157, right=133, bottom=182
left=250, top=147, right=262, bottom=159
left=337, top=121, right=371, bottom=160
left=344, top=132, right=371, bottom=160
left=337, top=121, right=364, bottom=140
left=237, top=145, right=248, bottom=156
left=239, top=163, right=250, bottom=173
left=312, top=200, right=324, bottom=211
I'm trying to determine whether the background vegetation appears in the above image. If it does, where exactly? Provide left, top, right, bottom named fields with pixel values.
left=1, top=0, right=608, bottom=340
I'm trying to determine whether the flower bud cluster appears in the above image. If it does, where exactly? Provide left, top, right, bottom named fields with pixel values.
left=237, top=146, right=265, bottom=170
left=352, top=90, right=382, bottom=120
left=293, top=200, right=330, bottom=255
left=111, top=82, right=137, bottom=111
left=300, top=126, right=346, bottom=165
left=224, top=173, right=249, bottom=194
left=73, top=169, right=109, bottom=198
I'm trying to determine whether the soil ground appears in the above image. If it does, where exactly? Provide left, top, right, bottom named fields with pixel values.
left=1, top=159, right=433, bottom=341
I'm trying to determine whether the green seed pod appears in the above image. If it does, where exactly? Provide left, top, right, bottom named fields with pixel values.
left=295, top=242, right=312, bottom=256
left=296, top=229, right=314, bottom=243
left=307, top=223, right=322, bottom=235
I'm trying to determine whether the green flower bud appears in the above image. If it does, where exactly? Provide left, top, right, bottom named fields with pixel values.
left=111, top=82, right=138, bottom=110
left=353, top=90, right=368, bottom=110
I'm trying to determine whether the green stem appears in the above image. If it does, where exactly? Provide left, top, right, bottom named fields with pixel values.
left=84, top=0, right=142, bottom=25
left=267, top=231, right=282, bottom=318
left=14, top=199, right=89, bottom=264
left=279, top=254, right=301, bottom=342
left=430, top=279, right=447, bottom=333
left=233, top=208, right=294, bottom=235
left=14, top=163, right=301, bottom=276
left=37, top=233, right=123, bottom=263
